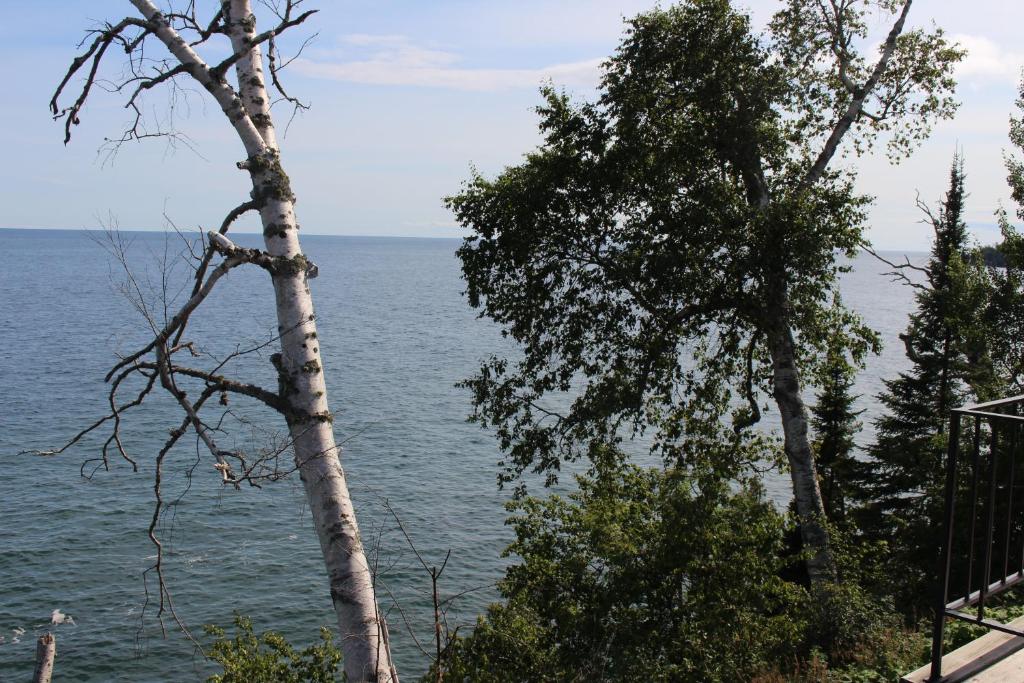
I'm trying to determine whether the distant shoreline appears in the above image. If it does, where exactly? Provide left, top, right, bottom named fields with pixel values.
left=0, top=226, right=462, bottom=242
left=0, top=227, right=931, bottom=253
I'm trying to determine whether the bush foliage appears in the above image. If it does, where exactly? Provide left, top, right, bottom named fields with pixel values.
left=204, top=615, right=340, bottom=683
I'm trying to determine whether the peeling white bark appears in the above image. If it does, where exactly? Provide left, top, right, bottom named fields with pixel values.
left=32, top=633, right=55, bottom=683
left=128, top=1, right=396, bottom=679
left=768, top=320, right=835, bottom=584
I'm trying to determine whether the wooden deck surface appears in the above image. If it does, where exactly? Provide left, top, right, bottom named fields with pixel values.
left=902, top=615, right=1024, bottom=682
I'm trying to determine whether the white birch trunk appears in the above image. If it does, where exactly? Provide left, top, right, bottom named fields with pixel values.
left=768, top=319, right=836, bottom=585
left=129, top=2, right=396, bottom=679
left=32, top=633, right=55, bottom=683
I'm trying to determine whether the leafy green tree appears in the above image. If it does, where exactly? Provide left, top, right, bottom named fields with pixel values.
left=449, top=0, right=960, bottom=584
left=857, top=156, right=992, bottom=614
left=987, top=217, right=1024, bottom=394
left=435, top=440, right=918, bottom=682
left=988, top=79, right=1024, bottom=394
left=204, top=615, right=341, bottom=683
left=439, top=450, right=809, bottom=682
left=1008, top=77, right=1024, bottom=209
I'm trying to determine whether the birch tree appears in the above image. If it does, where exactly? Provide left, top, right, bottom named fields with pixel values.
left=448, top=0, right=961, bottom=585
left=48, top=2, right=396, bottom=680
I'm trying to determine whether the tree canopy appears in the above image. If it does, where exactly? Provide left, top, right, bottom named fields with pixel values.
left=854, top=156, right=994, bottom=613
left=449, top=0, right=960, bottom=581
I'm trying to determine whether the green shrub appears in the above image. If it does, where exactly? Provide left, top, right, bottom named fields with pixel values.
left=204, top=614, right=341, bottom=683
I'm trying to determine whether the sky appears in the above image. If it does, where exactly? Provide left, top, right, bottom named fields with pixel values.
left=0, top=1, right=1022, bottom=250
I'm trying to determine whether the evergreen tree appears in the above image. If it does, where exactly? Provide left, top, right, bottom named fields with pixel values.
left=857, top=155, right=990, bottom=614
left=811, top=336, right=863, bottom=527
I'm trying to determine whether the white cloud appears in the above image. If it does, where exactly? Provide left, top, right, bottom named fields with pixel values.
left=294, top=34, right=603, bottom=92
left=953, top=34, right=1024, bottom=84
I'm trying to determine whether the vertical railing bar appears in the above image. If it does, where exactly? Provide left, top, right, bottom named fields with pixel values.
left=931, top=411, right=962, bottom=681
left=980, top=418, right=1000, bottom=622
left=1008, top=413, right=1018, bottom=583
left=1015, top=413, right=1024, bottom=578
left=966, top=416, right=982, bottom=601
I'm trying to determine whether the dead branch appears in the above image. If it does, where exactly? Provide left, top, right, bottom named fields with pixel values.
left=861, top=244, right=929, bottom=290
left=155, top=340, right=243, bottom=488
left=383, top=500, right=455, bottom=679
left=52, top=1, right=316, bottom=157
left=171, top=200, right=258, bottom=349
left=141, top=387, right=216, bottom=648
left=137, top=361, right=286, bottom=413
left=267, top=31, right=315, bottom=135
left=105, top=232, right=267, bottom=382
left=50, top=17, right=151, bottom=144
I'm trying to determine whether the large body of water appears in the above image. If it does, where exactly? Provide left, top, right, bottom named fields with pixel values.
left=0, top=228, right=921, bottom=681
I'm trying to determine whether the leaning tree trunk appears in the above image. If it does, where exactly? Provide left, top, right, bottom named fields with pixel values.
left=735, top=135, right=836, bottom=586
left=750, top=0, right=915, bottom=592
left=131, top=1, right=396, bottom=679
left=767, top=295, right=836, bottom=586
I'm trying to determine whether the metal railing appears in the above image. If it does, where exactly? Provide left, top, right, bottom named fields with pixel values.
left=930, top=394, right=1024, bottom=681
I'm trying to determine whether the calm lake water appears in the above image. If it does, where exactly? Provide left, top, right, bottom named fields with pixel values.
left=0, top=228, right=921, bottom=681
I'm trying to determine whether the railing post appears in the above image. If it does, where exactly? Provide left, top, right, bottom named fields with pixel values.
left=966, top=417, right=982, bottom=601
left=930, top=410, right=962, bottom=681
left=980, top=422, right=1000, bottom=620
left=1004, top=418, right=1016, bottom=582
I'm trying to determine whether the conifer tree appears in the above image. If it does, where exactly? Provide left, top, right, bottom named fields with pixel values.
left=811, top=338, right=863, bottom=526
left=857, top=155, right=990, bottom=613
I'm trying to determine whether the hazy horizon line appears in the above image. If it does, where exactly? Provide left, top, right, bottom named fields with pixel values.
left=0, top=226, right=936, bottom=253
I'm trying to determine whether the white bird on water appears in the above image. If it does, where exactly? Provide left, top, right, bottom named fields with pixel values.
left=50, top=609, right=74, bottom=625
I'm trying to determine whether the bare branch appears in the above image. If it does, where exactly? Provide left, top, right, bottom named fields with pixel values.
left=51, top=18, right=151, bottom=144
left=207, top=8, right=318, bottom=81
left=861, top=244, right=928, bottom=290
left=382, top=499, right=455, bottom=677
left=267, top=31, right=315, bottom=135
left=22, top=363, right=156, bottom=472
left=141, top=386, right=217, bottom=647
left=125, top=63, right=190, bottom=110
left=105, top=238, right=256, bottom=382
left=137, top=361, right=286, bottom=413
left=171, top=200, right=258, bottom=348
left=155, top=340, right=243, bottom=488
left=209, top=231, right=319, bottom=278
